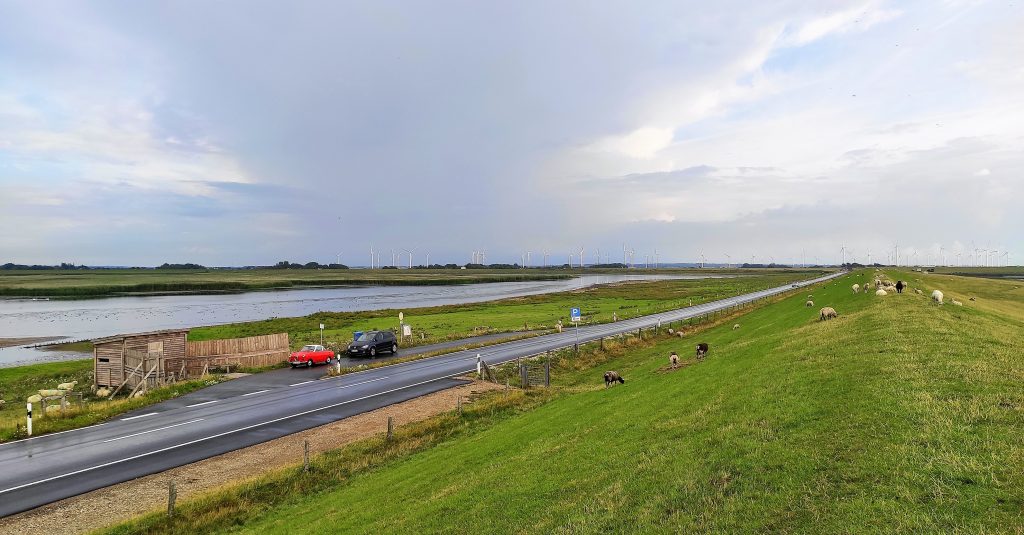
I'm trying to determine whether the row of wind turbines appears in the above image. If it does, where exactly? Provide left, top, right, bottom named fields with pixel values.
left=838, top=243, right=1011, bottom=267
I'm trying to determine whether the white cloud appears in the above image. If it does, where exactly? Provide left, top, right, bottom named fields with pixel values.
left=789, top=2, right=902, bottom=46
left=974, top=168, right=990, bottom=176
left=586, top=126, right=674, bottom=159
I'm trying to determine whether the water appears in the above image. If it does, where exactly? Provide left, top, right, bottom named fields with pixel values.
left=0, top=274, right=721, bottom=366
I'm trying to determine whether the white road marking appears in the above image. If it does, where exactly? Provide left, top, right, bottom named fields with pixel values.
left=120, top=413, right=157, bottom=421
left=242, top=390, right=269, bottom=396
left=289, top=380, right=315, bottom=387
left=102, top=419, right=204, bottom=443
left=338, top=377, right=388, bottom=389
left=0, top=422, right=109, bottom=449
left=186, top=400, right=218, bottom=408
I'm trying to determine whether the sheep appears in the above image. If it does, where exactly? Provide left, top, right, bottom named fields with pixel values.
left=696, top=342, right=709, bottom=359
left=969, top=297, right=976, bottom=302
left=675, top=331, right=685, bottom=338
left=27, top=394, right=41, bottom=404
left=819, top=307, right=838, bottom=320
left=806, top=300, right=814, bottom=307
left=807, top=294, right=813, bottom=299
left=852, top=284, right=860, bottom=294
left=57, top=381, right=77, bottom=391
left=951, top=299, right=963, bottom=306
left=733, top=324, right=740, bottom=330
left=876, top=289, right=888, bottom=296
left=895, top=281, right=905, bottom=294
left=604, top=371, right=625, bottom=388
left=37, top=389, right=64, bottom=397
left=931, top=290, right=944, bottom=304
left=96, top=388, right=111, bottom=398
left=915, top=289, right=923, bottom=295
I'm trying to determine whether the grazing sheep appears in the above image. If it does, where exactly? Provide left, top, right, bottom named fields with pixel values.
left=931, top=290, right=944, bottom=304
left=675, top=331, right=685, bottom=338
left=819, top=307, right=838, bottom=320
left=806, top=300, right=814, bottom=307
left=669, top=352, right=679, bottom=368
left=604, top=371, right=625, bottom=388
left=951, top=299, right=963, bottom=306
left=915, top=289, right=922, bottom=294
left=969, top=297, right=976, bottom=302
left=876, top=289, right=888, bottom=296
left=852, top=284, right=860, bottom=294
left=695, top=342, right=709, bottom=359
left=96, top=388, right=111, bottom=398
left=733, top=324, right=740, bottom=330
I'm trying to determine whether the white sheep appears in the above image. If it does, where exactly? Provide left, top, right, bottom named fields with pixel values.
left=806, top=300, right=814, bottom=307
left=876, top=289, right=887, bottom=296
left=951, top=299, right=963, bottom=306
left=852, top=284, right=860, bottom=294
left=931, top=290, right=944, bottom=304
left=733, top=324, right=740, bottom=330
left=915, top=289, right=922, bottom=295
left=819, top=307, right=838, bottom=321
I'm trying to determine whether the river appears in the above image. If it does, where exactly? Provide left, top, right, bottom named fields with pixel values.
left=0, top=274, right=724, bottom=366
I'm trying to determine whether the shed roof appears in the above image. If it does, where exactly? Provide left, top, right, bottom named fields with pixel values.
left=92, top=329, right=190, bottom=345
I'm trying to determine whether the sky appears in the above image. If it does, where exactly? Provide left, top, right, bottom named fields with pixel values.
left=0, top=0, right=1021, bottom=267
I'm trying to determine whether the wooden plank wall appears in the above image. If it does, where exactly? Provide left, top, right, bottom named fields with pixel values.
left=186, top=333, right=289, bottom=358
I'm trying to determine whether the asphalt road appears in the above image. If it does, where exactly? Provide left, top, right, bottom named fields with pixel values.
left=0, top=271, right=841, bottom=517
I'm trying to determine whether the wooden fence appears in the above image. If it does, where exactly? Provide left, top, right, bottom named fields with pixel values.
left=168, top=333, right=291, bottom=378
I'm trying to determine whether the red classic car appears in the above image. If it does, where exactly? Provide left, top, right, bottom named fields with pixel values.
left=288, top=344, right=335, bottom=368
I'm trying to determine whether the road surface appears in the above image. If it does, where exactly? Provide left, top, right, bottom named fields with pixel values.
left=0, top=271, right=841, bottom=517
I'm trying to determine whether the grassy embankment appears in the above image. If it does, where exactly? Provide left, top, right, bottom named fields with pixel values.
left=0, top=360, right=222, bottom=442
left=0, top=272, right=814, bottom=443
left=0, top=268, right=575, bottom=298
left=102, top=269, right=1024, bottom=534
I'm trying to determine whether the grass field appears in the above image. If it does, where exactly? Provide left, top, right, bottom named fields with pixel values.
left=102, top=269, right=1024, bottom=533
left=190, top=271, right=817, bottom=350
left=0, top=268, right=576, bottom=297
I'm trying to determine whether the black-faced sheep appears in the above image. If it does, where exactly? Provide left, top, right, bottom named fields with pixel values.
left=695, top=342, right=709, bottom=360
left=669, top=352, right=679, bottom=369
left=604, top=371, right=625, bottom=388
left=733, top=324, right=740, bottom=330
left=806, top=300, right=814, bottom=307
left=819, top=307, right=838, bottom=320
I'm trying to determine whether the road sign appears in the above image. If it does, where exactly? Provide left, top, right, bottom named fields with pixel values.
left=399, top=312, right=404, bottom=322
left=570, top=307, right=581, bottom=323
left=319, top=323, right=324, bottom=330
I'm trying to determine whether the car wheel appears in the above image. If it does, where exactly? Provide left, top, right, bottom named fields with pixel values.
left=391, top=343, right=398, bottom=354
left=369, top=347, right=376, bottom=358
left=307, top=359, right=313, bottom=368
left=326, top=357, right=332, bottom=364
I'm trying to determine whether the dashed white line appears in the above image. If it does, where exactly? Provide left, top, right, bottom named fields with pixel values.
left=103, top=419, right=204, bottom=443
left=120, top=413, right=157, bottom=421
left=242, top=390, right=270, bottom=396
left=186, top=400, right=218, bottom=408
left=289, top=380, right=315, bottom=387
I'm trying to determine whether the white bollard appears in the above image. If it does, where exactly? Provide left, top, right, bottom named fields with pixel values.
left=476, top=354, right=482, bottom=378
left=27, top=402, right=33, bottom=436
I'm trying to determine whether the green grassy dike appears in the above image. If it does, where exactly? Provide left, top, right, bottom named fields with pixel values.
left=99, top=269, right=1024, bottom=534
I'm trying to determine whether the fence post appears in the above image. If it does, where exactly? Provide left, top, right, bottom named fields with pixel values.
left=387, top=416, right=394, bottom=440
left=520, top=363, right=528, bottom=389
left=303, top=439, right=310, bottom=473
left=167, top=480, right=177, bottom=518
left=637, top=328, right=642, bottom=340
left=457, top=396, right=462, bottom=416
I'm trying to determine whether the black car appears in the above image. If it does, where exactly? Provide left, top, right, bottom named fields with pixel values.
left=347, top=330, right=398, bottom=357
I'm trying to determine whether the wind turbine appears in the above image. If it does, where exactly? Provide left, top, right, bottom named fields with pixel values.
left=543, top=250, right=549, bottom=268
left=840, top=245, right=847, bottom=266
left=579, top=247, right=585, bottom=269
left=654, top=249, right=659, bottom=269
left=336, top=252, right=343, bottom=266
left=724, top=253, right=731, bottom=269
left=425, top=252, right=430, bottom=267
left=370, top=245, right=375, bottom=269
left=398, top=248, right=413, bottom=268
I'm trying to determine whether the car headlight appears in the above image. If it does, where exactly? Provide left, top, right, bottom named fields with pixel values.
left=361, top=344, right=369, bottom=349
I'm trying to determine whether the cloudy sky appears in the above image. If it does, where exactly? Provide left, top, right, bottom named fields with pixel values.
left=0, top=0, right=1020, bottom=266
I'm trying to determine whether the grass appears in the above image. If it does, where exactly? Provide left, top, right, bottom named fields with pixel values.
left=100, top=269, right=1024, bottom=533
left=191, top=271, right=817, bottom=351
left=0, top=360, right=223, bottom=442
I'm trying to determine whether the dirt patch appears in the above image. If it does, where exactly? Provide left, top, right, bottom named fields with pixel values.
left=0, top=379, right=503, bottom=535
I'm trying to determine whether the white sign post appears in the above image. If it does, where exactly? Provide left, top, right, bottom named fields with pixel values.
left=570, top=307, right=581, bottom=350
left=399, top=312, right=405, bottom=341
left=26, top=402, right=32, bottom=437
left=319, top=323, right=325, bottom=346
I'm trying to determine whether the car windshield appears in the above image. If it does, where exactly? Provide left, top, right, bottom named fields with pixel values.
left=300, top=345, right=317, bottom=351
left=355, top=333, right=375, bottom=342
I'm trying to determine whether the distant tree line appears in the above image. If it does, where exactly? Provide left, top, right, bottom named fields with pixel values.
left=157, top=263, right=206, bottom=270
left=268, top=261, right=349, bottom=269
left=1, top=262, right=89, bottom=270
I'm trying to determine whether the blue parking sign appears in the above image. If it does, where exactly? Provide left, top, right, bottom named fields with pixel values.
left=570, top=307, right=581, bottom=322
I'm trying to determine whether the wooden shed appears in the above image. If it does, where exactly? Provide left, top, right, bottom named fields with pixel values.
left=93, top=329, right=189, bottom=391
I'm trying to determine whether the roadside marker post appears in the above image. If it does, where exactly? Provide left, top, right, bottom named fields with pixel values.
left=26, top=402, right=32, bottom=437
left=319, top=323, right=325, bottom=346
left=476, top=354, right=482, bottom=378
